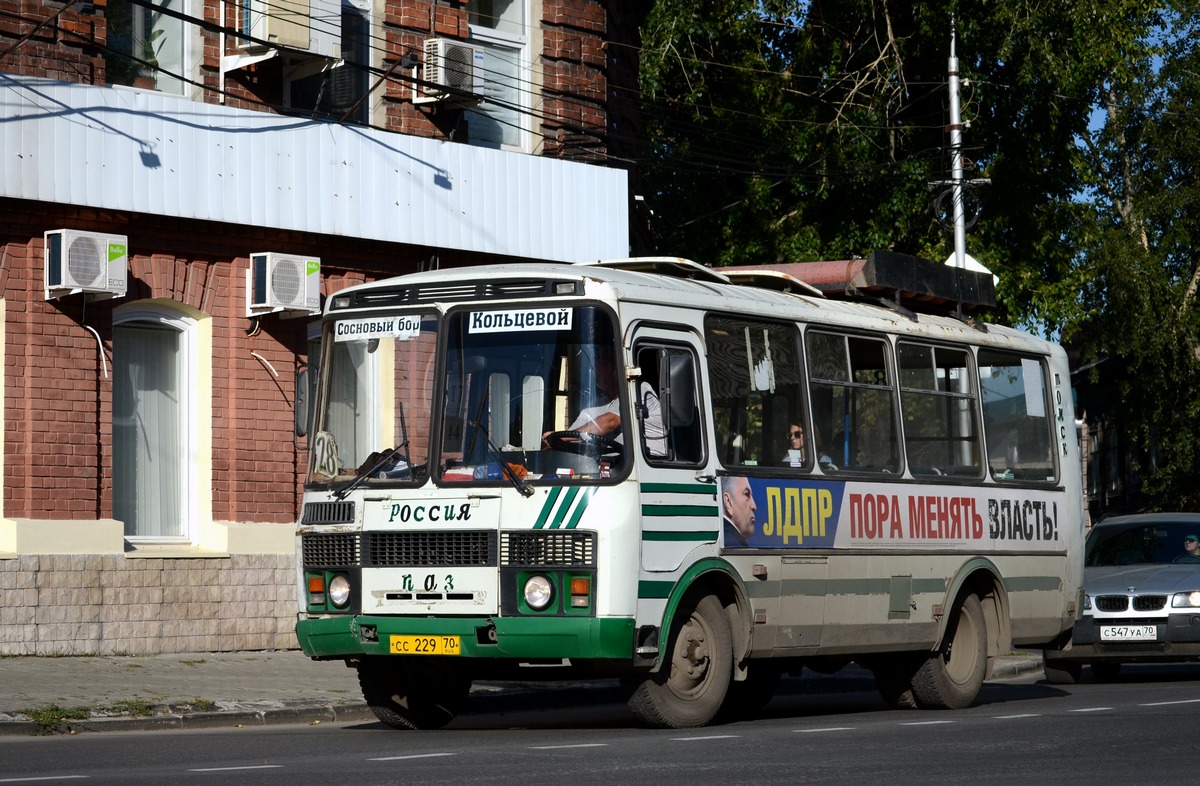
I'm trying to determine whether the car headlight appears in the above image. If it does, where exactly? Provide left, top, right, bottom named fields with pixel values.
left=328, top=574, right=352, bottom=608
left=523, top=575, right=554, bottom=610
left=1083, top=593, right=1092, bottom=611
left=1171, top=590, right=1200, bottom=608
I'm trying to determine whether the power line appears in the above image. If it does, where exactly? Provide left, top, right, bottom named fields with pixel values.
left=2, top=3, right=986, bottom=188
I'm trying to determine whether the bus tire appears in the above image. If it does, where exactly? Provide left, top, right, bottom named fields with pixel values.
left=872, top=655, right=922, bottom=709
left=625, top=593, right=733, bottom=728
left=1043, top=659, right=1082, bottom=685
left=357, top=656, right=470, bottom=730
left=911, top=594, right=987, bottom=709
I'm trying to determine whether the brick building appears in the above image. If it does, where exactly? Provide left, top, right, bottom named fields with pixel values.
left=0, top=0, right=644, bottom=654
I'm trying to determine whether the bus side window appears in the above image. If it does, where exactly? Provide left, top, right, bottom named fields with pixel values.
left=979, top=350, right=1056, bottom=482
left=704, top=316, right=805, bottom=469
left=807, top=331, right=900, bottom=473
left=637, top=346, right=703, bottom=465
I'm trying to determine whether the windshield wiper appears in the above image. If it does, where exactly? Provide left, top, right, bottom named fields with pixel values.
left=332, top=405, right=411, bottom=500
left=468, top=419, right=535, bottom=498
left=332, top=442, right=407, bottom=500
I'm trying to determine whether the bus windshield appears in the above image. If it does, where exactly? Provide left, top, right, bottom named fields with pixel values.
left=439, top=305, right=623, bottom=483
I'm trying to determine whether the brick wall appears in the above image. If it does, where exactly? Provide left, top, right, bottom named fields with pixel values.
left=0, top=1, right=617, bottom=159
left=0, top=201, right=473, bottom=655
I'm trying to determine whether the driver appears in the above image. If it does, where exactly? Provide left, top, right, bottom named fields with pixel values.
left=545, top=352, right=667, bottom=457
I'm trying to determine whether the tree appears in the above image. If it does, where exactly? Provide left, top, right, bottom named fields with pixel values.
left=637, top=0, right=1200, bottom=508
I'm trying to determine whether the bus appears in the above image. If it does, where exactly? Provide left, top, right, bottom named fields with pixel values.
left=295, top=253, right=1084, bottom=729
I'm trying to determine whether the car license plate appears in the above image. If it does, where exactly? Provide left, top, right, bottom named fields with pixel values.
left=1099, top=625, right=1157, bottom=641
left=389, top=635, right=461, bottom=655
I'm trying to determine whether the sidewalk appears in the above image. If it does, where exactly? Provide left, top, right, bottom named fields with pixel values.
left=0, top=650, right=1045, bottom=736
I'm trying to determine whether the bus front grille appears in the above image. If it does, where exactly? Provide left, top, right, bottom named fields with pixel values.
left=301, top=501, right=356, bottom=525
left=501, top=531, right=596, bottom=567
left=363, top=531, right=497, bottom=567
left=302, top=533, right=361, bottom=567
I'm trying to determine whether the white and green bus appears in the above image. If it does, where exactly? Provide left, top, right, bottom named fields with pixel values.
left=296, top=254, right=1084, bottom=729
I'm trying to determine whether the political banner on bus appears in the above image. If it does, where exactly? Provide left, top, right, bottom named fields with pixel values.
left=718, top=475, right=1066, bottom=551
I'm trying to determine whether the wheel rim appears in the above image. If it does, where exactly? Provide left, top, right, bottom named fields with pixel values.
left=668, top=611, right=714, bottom=699
left=943, top=604, right=982, bottom=686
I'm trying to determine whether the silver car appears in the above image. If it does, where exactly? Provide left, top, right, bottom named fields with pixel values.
left=1043, top=513, right=1200, bottom=683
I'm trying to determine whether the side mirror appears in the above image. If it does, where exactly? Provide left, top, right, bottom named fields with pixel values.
left=295, top=367, right=309, bottom=437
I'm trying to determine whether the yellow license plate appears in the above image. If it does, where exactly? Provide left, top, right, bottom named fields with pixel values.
left=389, top=635, right=461, bottom=655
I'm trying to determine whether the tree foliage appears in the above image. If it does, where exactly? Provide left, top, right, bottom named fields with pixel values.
left=638, top=0, right=1200, bottom=508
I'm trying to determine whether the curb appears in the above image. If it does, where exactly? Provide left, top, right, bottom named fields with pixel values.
left=0, top=702, right=375, bottom=737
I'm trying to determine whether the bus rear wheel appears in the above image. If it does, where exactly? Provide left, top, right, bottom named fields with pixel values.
left=356, top=656, right=471, bottom=730
left=911, top=594, right=988, bottom=709
left=872, top=654, right=922, bottom=709
left=625, top=593, right=733, bottom=728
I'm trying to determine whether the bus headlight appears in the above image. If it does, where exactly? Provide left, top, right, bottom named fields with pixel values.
left=523, top=575, right=554, bottom=610
left=328, top=574, right=352, bottom=608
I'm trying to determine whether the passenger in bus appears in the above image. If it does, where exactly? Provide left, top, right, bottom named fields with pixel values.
left=721, top=475, right=757, bottom=547
left=782, top=424, right=808, bottom=467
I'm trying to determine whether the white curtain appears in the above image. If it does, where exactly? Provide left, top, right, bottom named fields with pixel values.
left=113, top=323, right=182, bottom=538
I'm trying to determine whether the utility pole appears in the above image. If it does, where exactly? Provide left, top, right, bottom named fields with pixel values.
left=948, top=17, right=967, bottom=270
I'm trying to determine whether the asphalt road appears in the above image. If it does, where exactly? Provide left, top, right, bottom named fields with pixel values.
left=2, top=664, right=1199, bottom=785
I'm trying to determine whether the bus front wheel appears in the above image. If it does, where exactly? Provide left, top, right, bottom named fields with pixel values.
left=911, top=594, right=988, bottom=709
left=624, top=593, right=733, bottom=728
left=357, top=656, right=470, bottom=730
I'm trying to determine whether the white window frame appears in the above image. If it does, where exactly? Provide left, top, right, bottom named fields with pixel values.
left=468, top=1, right=533, bottom=153
left=113, top=304, right=199, bottom=544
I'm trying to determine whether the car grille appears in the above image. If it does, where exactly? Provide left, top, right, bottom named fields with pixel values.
left=1095, top=594, right=1169, bottom=612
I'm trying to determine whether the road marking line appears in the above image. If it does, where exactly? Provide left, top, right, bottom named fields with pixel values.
left=994, top=714, right=1041, bottom=719
left=0, top=778, right=88, bottom=783
left=794, top=727, right=855, bottom=733
left=1141, top=698, right=1200, bottom=707
left=1070, top=707, right=1112, bottom=713
left=369, top=753, right=457, bottom=761
left=187, top=766, right=283, bottom=772
left=530, top=744, right=609, bottom=750
left=899, top=720, right=956, bottom=726
left=671, top=735, right=741, bottom=741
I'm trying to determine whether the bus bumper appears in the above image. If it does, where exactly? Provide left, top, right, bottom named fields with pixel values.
left=296, top=614, right=637, bottom=660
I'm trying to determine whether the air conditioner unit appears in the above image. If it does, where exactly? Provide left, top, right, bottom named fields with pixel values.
left=44, top=229, right=128, bottom=300
left=247, top=252, right=321, bottom=317
left=418, top=38, right=485, bottom=104
left=238, top=0, right=337, bottom=58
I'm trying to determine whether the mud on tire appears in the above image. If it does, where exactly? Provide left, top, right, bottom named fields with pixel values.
left=911, top=594, right=988, bottom=710
left=624, top=593, right=733, bottom=728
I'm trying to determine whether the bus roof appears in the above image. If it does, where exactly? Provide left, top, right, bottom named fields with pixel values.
left=327, top=254, right=1045, bottom=354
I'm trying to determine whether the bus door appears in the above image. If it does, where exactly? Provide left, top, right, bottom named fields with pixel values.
left=628, top=328, right=712, bottom=574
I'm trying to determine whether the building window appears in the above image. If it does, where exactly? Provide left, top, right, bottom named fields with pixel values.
left=105, top=0, right=187, bottom=95
left=289, top=1, right=372, bottom=124
left=113, top=308, right=197, bottom=540
left=468, top=1, right=530, bottom=151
